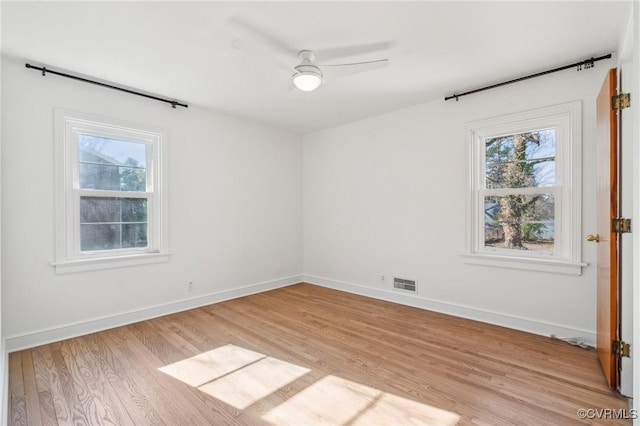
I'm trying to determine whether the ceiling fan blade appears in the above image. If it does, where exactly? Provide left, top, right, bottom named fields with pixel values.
left=225, top=16, right=298, bottom=69
left=320, top=59, right=389, bottom=80
left=320, top=59, right=389, bottom=68
left=316, top=42, right=393, bottom=63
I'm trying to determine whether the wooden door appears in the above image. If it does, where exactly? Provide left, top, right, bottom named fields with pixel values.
left=595, top=68, right=619, bottom=389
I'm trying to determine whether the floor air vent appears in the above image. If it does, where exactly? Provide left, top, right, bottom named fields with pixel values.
left=393, top=277, right=416, bottom=292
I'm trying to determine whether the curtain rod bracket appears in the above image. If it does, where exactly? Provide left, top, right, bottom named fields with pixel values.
left=577, top=58, right=595, bottom=71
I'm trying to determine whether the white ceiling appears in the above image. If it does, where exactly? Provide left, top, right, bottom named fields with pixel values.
left=1, top=1, right=632, bottom=134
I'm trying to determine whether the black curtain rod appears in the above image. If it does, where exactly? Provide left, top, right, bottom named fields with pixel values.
left=25, top=63, right=188, bottom=109
left=444, top=53, right=612, bottom=101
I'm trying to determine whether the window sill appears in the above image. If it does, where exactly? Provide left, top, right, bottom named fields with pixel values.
left=461, top=253, right=587, bottom=276
left=52, top=252, right=171, bottom=274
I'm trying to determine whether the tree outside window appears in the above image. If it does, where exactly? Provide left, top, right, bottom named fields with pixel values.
left=483, top=129, right=555, bottom=252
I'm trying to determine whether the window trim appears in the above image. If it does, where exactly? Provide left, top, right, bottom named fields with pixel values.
left=54, top=109, right=170, bottom=274
left=463, top=102, right=586, bottom=275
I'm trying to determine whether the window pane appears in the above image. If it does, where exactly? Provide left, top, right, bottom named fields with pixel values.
left=122, top=224, right=148, bottom=248
left=80, top=223, right=148, bottom=252
left=80, top=197, right=121, bottom=223
left=79, top=163, right=121, bottom=190
left=81, top=197, right=147, bottom=223
left=79, top=164, right=147, bottom=191
left=121, top=198, right=148, bottom=222
left=79, top=136, right=146, bottom=191
left=119, top=167, right=146, bottom=191
left=485, top=129, right=556, bottom=189
left=81, top=224, right=121, bottom=251
left=484, top=194, right=554, bottom=252
left=79, top=135, right=146, bottom=166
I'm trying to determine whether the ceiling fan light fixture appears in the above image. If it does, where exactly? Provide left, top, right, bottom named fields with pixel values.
left=293, top=64, right=322, bottom=91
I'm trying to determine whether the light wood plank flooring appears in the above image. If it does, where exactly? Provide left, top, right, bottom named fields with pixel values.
left=9, top=283, right=630, bottom=425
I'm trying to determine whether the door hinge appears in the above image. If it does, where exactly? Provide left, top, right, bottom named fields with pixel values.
left=612, top=93, right=631, bottom=110
left=612, top=340, right=630, bottom=358
left=612, top=218, right=631, bottom=233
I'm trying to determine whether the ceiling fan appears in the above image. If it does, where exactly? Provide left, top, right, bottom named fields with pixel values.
left=227, top=17, right=391, bottom=92
left=291, top=50, right=389, bottom=92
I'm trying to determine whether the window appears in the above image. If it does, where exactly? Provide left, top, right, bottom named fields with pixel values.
left=54, top=110, right=169, bottom=273
left=463, top=102, right=585, bottom=275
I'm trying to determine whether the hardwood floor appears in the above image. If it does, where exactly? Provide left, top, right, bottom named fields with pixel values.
left=9, top=283, right=630, bottom=425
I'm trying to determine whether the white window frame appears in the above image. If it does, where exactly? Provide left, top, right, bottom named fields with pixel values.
left=462, top=101, right=586, bottom=275
left=53, top=110, right=170, bottom=274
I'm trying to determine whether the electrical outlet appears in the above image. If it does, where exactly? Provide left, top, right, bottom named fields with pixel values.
left=381, top=275, right=385, bottom=282
left=188, top=281, right=194, bottom=291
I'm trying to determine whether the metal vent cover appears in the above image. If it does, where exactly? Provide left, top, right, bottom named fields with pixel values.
left=393, top=277, right=416, bottom=292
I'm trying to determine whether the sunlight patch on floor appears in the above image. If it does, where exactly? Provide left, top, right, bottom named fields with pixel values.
left=159, top=344, right=310, bottom=409
left=159, top=344, right=265, bottom=387
left=199, top=356, right=310, bottom=409
left=159, top=344, right=460, bottom=425
left=263, top=375, right=460, bottom=426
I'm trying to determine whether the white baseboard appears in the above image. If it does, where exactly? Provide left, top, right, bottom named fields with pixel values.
left=5, top=273, right=596, bottom=352
left=5, top=275, right=303, bottom=353
left=304, top=274, right=597, bottom=347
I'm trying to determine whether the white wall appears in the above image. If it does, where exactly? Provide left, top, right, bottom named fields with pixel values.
left=1, top=55, right=303, bottom=350
left=0, top=30, right=5, bottom=425
left=303, top=58, right=617, bottom=344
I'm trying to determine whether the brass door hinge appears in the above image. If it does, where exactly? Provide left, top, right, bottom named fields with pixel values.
left=612, top=340, right=630, bottom=358
left=612, top=93, right=631, bottom=110
left=612, top=218, right=631, bottom=233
